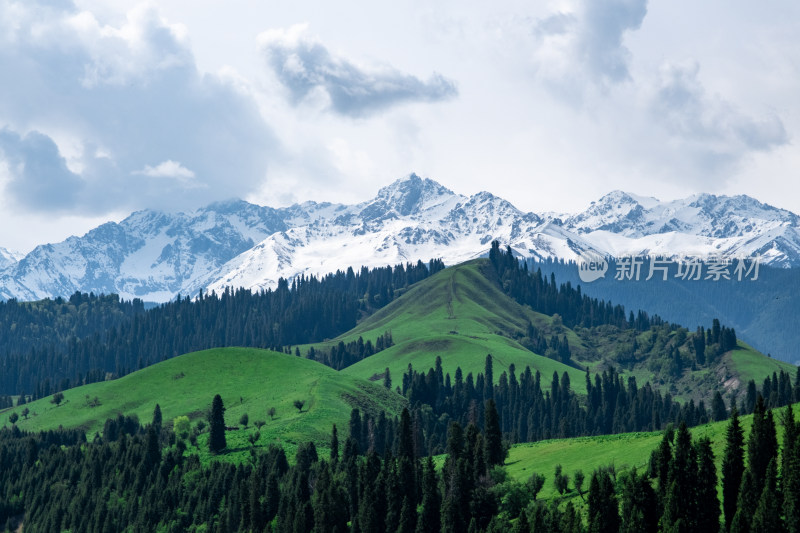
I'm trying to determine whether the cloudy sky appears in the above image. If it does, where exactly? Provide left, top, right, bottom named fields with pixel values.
left=0, top=0, right=798, bottom=252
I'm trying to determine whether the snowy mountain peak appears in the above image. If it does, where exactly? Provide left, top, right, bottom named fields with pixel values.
left=567, top=190, right=647, bottom=235
left=370, top=174, right=458, bottom=217
left=1, top=176, right=800, bottom=302
left=0, top=247, right=22, bottom=271
left=595, top=190, right=641, bottom=205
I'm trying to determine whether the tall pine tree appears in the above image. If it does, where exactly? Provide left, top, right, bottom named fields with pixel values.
left=748, top=396, right=778, bottom=494
left=484, top=399, right=504, bottom=467
left=783, top=405, right=800, bottom=533
left=588, top=468, right=620, bottom=533
left=722, top=407, right=746, bottom=532
left=208, top=394, right=226, bottom=454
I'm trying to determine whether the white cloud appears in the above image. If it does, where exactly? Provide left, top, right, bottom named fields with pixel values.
left=523, top=0, right=789, bottom=186
left=134, top=160, right=196, bottom=181
left=0, top=0, right=798, bottom=252
left=645, top=60, right=788, bottom=176
left=258, top=24, right=458, bottom=117
left=0, top=128, right=84, bottom=211
left=531, top=0, right=648, bottom=97
left=0, top=0, right=276, bottom=214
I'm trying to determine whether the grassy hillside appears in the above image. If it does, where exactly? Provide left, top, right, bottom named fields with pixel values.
left=504, top=403, right=800, bottom=504
left=333, top=261, right=588, bottom=392
left=332, top=260, right=790, bottom=404
left=0, top=348, right=406, bottom=458
left=726, top=343, right=796, bottom=384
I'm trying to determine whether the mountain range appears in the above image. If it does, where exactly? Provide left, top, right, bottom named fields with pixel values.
left=2, top=173, right=800, bottom=303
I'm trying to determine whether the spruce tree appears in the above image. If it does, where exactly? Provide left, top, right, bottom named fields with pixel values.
left=731, top=471, right=758, bottom=533
left=484, top=399, right=504, bottom=467
left=783, top=405, right=800, bottom=533
left=712, top=392, right=727, bottom=422
left=661, top=422, right=698, bottom=533
left=152, top=403, right=162, bottom=430
left=620, top=468, right=658, bottom=533
left=208, top=394, right=227, bottom=454
left=751, top=458, right=785, bottom=533
left=748, top=396, right=778, bottom=494
left=649, top=424, right=674, bottom=518
left=311, top=462, right=348, bottom=533
left=695, top=437, right=720, bottom=533
left=441, top=463, right=467, bottom=533
left=358, top=452, right=386, bottom=533
left=398, top=496, right=417, bottom=533
left=723, top=407, right=746, bottom=532
left=587, top=468, right=620, bottom=533
left=484, top=354, right=494, bottom=399
left=416, top=457, right=441, bottom=533
left=144, top=425, right=160, bottom=470
left=330, top=424, right=339, bottom=465
left=397, top=408, right=415, bottom=459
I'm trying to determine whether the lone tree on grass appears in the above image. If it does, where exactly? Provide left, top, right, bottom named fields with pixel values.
left=51, top=392, right=65, bottom=406
left=239, top=413, right=249, bottom=428
left=268, top=407, right=277, bottom=420
left=8, top=412, right=18, bottom=425
left=293, top=400, right=306, bottom=413
left=208, top=394, right=226, bottom=454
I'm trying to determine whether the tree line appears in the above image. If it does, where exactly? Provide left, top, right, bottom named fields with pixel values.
left=0, top=259, right=444, bottom=395
left=5, top=391, right=799, bottom=532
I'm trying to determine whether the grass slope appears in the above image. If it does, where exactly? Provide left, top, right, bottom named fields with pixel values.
left=1, top=348, right=406, bottom=458
left=504, top=402, right=800, bottom=504
left=726, top=342, right=796, bottom=385
left=334, top=261, right=587, bottom=392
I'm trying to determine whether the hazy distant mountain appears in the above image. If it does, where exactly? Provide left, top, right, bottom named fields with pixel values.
left=2, top=174, right=800, bottom=302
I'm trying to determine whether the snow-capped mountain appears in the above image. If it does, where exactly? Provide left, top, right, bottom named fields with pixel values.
left=0, top=247, right=23, bottom=271
left=2, top=174, right=800, bottom=302
left=0, top=200, right=286, bottom=301
left=557, top=190, right=800, bottom=264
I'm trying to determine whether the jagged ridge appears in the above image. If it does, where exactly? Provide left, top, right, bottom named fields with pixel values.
left=2, top=174, right=799, bottom=302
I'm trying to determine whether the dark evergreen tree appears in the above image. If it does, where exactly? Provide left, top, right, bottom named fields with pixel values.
left=484, top=398, right=504, bottom=467
left=208, top=394, right=226, bottom=454
left=152, top=403, right=162, bottom=430
left=416, top=457, right=441, bottom=533
left=330, top=424, right=339, bottom=464
left=440, top=463, right=467, bottom=533
left=311, top=461, right=348, bottom=533
left=619, top=468, right=658, bottom=533
left=484, top=354, right=494, bottom=400
left=661, top=422, right=698, bottom=533
left=731, top=471, right=758, bottom=533
left=723, top=407, right=746, bottom=532
left=649, top=426, right=673, bottom=503
left=782, top=405, right=800, bottom=533
left=712, top=392, right=727, bottom=422
left=748, top=396, right=778, bottom=494
left=357, top=452, right=386, bottom=533
left=695, top=437, right=720, bottom=533
left=587, top=468, right=620, bottom=533
left=750, top=458, right=785, bottom=533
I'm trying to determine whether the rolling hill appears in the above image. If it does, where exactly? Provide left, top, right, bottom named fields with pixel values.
left=503, top=402, right=800, bottom=506
left=2, top=256, right=793, bottom=458
left=313, top=260, right=589, bottom=391
left=0, top=347, right=406, bottom=458
left=308, top=258, right=792, bottom=405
